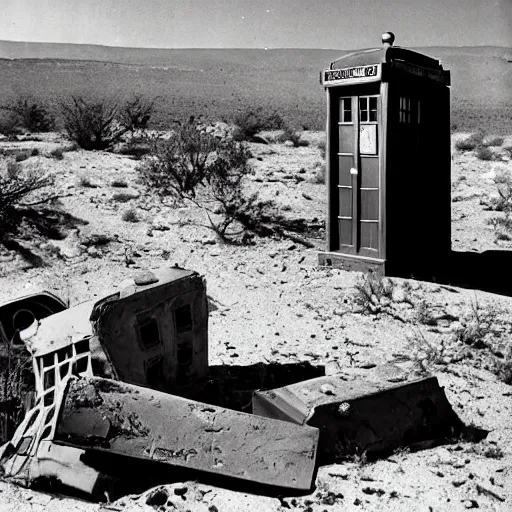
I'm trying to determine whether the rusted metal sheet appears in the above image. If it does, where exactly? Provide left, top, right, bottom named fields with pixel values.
left=253, top=373, right=463, bottom=463
left=54, top=377, right=319, bottom=491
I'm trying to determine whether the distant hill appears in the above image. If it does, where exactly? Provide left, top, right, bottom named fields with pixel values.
left=0, top=40, right=511, bottom=133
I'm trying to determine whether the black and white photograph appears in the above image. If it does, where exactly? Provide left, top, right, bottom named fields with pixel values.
left=0, top=1, right=511, bottom=510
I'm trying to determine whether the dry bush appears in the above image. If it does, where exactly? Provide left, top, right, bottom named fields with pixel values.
left=138, top=119, right=220, bottom=200
left=318, top=139, right=326, bottom=159
left=277, top=125, right=309, bottom=147
left=205, top=142, right=273, bottom=239
left=1, top=97, right=54, bottom=133
left=0, top=344, right=32, bottom=444
left=407, top=330, right=451, bottom=373
left=414, top=299, right=438, bottom=326
left=0, top=164, right=55, bottom=242
left=311, top=163, right=326, bottom=184
left=112, top=192, right=136, bottom=203
left=0, top=112, right=22, bottom=138
left=233, top=107, right=286, bottom=141
left=353, top=271, right=394, bottom=314
left=119, top=94, right=158, bottom=132
left=138, top=119, right=274, bottom=241
left=61, top=96, right=153, bottom=150
left=483, top=136, right=504, bottom=148
left=487, top=168, right=512, bottom=240
left=476, top=146, right=494, bottom=161
left=496, top=353, right=512, bottom=385
left=454, top=132, right=485, bottom=152
left=50, top=147, right=64, bottom=160
left=79, top=176, right=98, bottom=188
left=122, top=208, right=139, bottom=223
left=452, top=297, right=497, bottom=349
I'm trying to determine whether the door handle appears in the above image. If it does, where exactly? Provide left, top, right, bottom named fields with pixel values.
left=350, top=168, right=358, bottom=175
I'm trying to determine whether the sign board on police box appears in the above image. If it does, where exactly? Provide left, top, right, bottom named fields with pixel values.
left=323, top=64, right=381, bottom=86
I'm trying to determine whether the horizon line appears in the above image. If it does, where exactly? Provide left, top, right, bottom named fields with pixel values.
left=1, top=39, right=510, bottom=52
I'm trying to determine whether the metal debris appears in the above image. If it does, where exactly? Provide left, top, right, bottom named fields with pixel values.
left=253, top=373, right=464, bottom=462
left=54, top=376, right=319, bottom=491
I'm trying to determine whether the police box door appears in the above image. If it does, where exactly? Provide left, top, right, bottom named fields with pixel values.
left=336, top=94, right=380, bottom=257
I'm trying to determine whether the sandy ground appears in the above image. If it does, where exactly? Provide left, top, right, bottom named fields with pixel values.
left=0, top=130, right=511, bottom=511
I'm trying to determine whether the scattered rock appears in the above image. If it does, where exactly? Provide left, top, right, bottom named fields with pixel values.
left=134, top=270, right=159, bottom=286
left=86, top=246, right=101, bottom=258
left=146, top=487, right=169, bottom=508
left=174, top=486, right=188, bottom=497
left=320, top=383, right=335, bottom=395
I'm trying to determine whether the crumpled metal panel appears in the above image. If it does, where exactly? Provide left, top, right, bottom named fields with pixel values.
left=253, top=373, right=463, bottom=463
left=54, top=377, right=319, bottom=491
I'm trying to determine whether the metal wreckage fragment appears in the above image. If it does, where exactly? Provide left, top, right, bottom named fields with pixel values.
left=53, top=376, right=318, bottom=490
left=252, top=371, right=465, bottom=463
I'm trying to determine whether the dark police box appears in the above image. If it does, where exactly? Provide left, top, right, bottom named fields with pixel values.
left=318, top=32, right=451, bottom=277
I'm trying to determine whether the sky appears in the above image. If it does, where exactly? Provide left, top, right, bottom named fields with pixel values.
left=2, top=0, right=511, bottom=49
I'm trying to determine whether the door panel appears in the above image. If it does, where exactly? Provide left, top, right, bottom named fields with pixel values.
left=335, top=94, right=380, bottom=256
left=360, top=190, right=379, bottom=220
left=338, top=125, right=354, bottom=153
left=338, top=155, right=354, bottom=186
left=361, top=222, right=379, bottom=250
left=339, top=219, right=353, bottom=246
left=339, top=188, right=352, bottom=217
left=360, top=158, right=379, bottom=188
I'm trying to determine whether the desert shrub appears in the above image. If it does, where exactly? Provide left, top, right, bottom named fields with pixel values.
left=407, top=331, right=451, bottom=373
left=492, top=168, right=512, bottom=211
left=138, top=119, right=220, bottom=200
left=233, top=108, right=286, bottom=141
left=119, top=95, right=158, bottom=132
left=488, top=169, right=512, bottom=240
left=15, top=151, right=32, bottom=162
left=0, top=112, right=22, bottom=137
left=1, top=97, right=54, bottom=133
left=122, top=208, right=139, bottom=222
left=61, top=96, right=131, bottom=150
left=311, top=163, right=326, bottom=184
left=0, top=344, right=32, bottom=444
left=476, top=146, right=494, bottom=161
left=454, top=132, right=485, bottom=152
left=204, top=142, right=273, bottom=239
left=353, top=270, right=394, bottom=314
left=112, top=192, right=136, bottom=203
left=80, top=233, right=113, bottom=247
left=139, top=119, right=273, bottom=241
left=415, top=299, right=437, bottom=326
left=496, top=355, right=512, bottom=385
left=79, top=176, right=97, bottom=188
left=277, top=125, right=309, bottom=147
left=50, top=147, right=64, bottom=160
left=318, top=139, right=326, bottom=159
left=484, top=136, right=504, bottom=147
left=7, top=161, right=21, bottom=178
left=0, top=165, right=54, bottom=242
left=483, top=445, right=505, bottom=458
left=111, top=179, right=128, bottom=188
left=452, top=297, right=497, bottom=349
